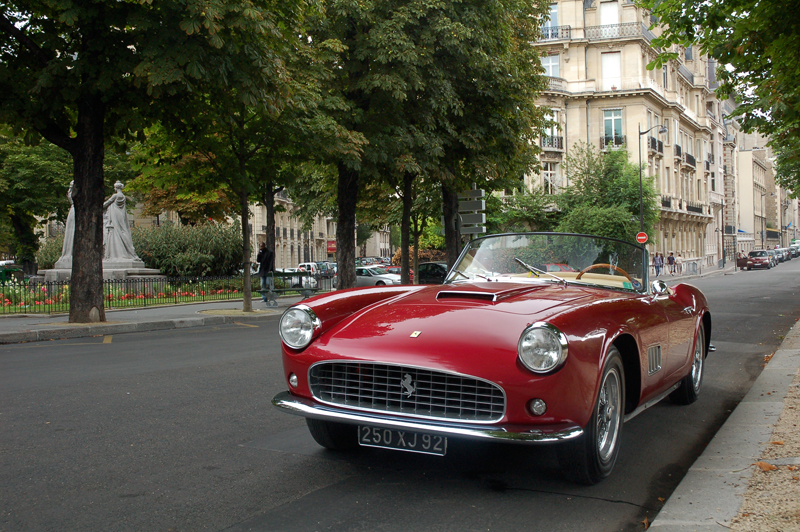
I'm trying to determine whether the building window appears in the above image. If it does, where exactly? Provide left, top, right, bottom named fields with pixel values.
left=603, top=109, right=623, bottom=145
left=711, top=172, right=716, bottom=192
left=543, top=163, right=559, bottom=194
left=601, top=52, right=621, bottom=91
left=541, top=54, right=559, bottom=77
left=542, top=3, right=559, bottom=38
left=663, top=66, right=669, bottom=90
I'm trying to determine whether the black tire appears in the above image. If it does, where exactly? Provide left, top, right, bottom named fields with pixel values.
left=375, top=281, right=385, bottom=286
left=557, top=346, right=625, bottom=485
left=306, top=418, right=358, bottom=450
left=670, top=323, right=706, bottom=405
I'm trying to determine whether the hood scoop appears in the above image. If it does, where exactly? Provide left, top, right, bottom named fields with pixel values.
left=436, top=290, right=497, bottom=302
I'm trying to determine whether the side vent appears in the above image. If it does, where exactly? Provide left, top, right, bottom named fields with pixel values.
left=647, top=345, right=662, bottom=376
left=436, top=291, right=497, bottom=302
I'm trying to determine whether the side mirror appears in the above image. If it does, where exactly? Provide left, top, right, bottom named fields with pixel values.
left=651, top=279, right=669, bottom=296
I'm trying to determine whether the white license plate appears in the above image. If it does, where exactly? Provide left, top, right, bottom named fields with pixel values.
left=357, top=425, right=447, bottom=456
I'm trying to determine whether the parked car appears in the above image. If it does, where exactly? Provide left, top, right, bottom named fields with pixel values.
left=417, top=261, right=449, bottom=284
left=767, top=249, right=778, bottom=267
left=274, top=232, right=711, bottom=484
left=775, top=249, right=786, bottom=263
left=781, top=248, right=792, bottom=261
left=275, top=268, right=318, bottom=288
left=384, top=265, right=413, bottom=282
left=355, top=266, right=401, bottom=286
left=746, top=250, right=771, bottom=270
left=544, top=263, right=578, bottom=272
left=297, top=262, right=319, bottom=275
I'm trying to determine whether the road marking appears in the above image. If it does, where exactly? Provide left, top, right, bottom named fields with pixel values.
left=233, top=322, right=259, bottom=328
left=103, top=335, right=112, bottom=343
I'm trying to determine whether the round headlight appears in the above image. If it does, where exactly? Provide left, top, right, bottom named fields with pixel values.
left=518, top=323, right=568, bottom=373
left=279, top=306, right=320, bottom=350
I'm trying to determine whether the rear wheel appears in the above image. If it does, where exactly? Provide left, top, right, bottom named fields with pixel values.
left=557, top=346, right=625, bottom=485
left=375, top=281, right=385, bottom=286
left=306, top=419, right=358, bottom=450
left=670, top=323, right=705, bottom=405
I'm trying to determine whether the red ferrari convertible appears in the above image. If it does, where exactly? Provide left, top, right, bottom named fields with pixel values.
left=273, top=233, right=711, bottom=484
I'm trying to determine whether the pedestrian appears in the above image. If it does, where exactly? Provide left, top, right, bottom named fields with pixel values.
left=676, top=253, right=683, bottom=275
left=667, top=252, right=676, bottom=275
left=653, top=252, right=663, bottom=276
left=256, top=242, right=275, bottom=302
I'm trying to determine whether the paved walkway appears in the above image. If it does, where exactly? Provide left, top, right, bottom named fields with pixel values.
left=2, top=268, right=797, bottom=530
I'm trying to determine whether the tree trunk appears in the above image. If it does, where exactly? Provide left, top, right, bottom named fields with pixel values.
left=240, top=186, right=253, bottom=312
left=69, top=93, right=107, bottom=323
left=336, top=163, right=358, bottom=289
left=400, top=173, right=413, bottom=285
left=262, top=185, right=278, bottom=254
left=442, top=182, right=461, bottom=269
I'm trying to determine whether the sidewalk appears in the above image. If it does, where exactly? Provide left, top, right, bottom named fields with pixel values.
left=0, top=296, right=302, bottom=345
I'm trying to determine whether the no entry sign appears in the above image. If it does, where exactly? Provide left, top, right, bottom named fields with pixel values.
left=636, top=232, right=648, bottom=244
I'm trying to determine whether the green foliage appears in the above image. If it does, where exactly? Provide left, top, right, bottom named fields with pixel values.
left=131, top=222, right=243, bottom=277
left=644, top=0, right=800, bottom=188
left=486, top=188, right=558, bottom=234
left=391, top=247, right=446, bottom=266
left=419, top=222, right=445, bottom=250
left=556, top=142, right=658, bottom=243
left=35, top=234, right=64, bottom=270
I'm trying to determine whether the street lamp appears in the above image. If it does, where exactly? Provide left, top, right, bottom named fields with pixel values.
left=638, top=124, right=669, bottom=235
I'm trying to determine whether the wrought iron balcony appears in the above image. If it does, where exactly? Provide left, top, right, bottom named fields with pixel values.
left=684, top=153, right=696, bottom=167
left=661, top=196, right=672, bottom=208
left=585, top=22, right=655, bottom=42
left=601, top=135, right=626, bottom=150
left=541, top=136, right=564, bottom=150
left=674, top=144, right=682, bottom=158
left=540, top=25, right=571, bottom=41
left=658, top=140, right=664, bottom=153
left=648, top=136, right=658, bottom=152
left=686, top=200, right=704, bottom=214
left=705, top=160, right=710, bottom=171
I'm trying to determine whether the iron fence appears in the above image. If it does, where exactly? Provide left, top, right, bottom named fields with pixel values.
left=1, top=275, right=332, bottom=314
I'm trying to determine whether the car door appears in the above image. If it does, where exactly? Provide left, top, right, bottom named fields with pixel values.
left=355, top=267, right=372, bottom=287
left=652, top=286, right=696, bottom=380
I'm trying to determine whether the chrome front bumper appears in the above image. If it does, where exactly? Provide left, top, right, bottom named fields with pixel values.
left=272, top=391, right=583, bottom=444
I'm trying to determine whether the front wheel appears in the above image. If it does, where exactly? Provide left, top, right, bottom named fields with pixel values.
left=375, top=281, right=385, bottom=286
left=670, top=323, right=706, bottom=405
left=557, top=346, right=625, bottom=485
left=306, top=418, right=358, bottom=450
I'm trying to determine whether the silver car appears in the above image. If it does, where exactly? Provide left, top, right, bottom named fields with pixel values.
left=356, top=266, right=401, bottom=286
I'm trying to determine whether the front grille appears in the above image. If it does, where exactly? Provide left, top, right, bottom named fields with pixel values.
left=309, top=362, right=506, bottom=423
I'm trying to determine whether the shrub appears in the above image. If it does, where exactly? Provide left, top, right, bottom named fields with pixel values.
left=391, top=247, right=447, bottom=266
left=132, top=221, right=243, bottom=277
left=36, top=235, right=64, bottom=270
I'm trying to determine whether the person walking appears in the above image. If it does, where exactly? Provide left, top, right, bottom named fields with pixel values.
left=256, top=242, right=275, bottom=302
left=667, top=252, right=676, bottom=275
left=676, top=253, right=683, bottom=275
left=653, top=252, right=663, bottom=276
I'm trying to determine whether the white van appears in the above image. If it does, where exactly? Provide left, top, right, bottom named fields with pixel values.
left=297, top=262, right=318, bottom=275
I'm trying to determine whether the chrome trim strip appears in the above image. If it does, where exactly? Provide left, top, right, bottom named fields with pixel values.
left=272, top=391, right=583, bottom=444
left=307, top=360, right=507, bottom=424
left=623, top=382, right=680, bottom=423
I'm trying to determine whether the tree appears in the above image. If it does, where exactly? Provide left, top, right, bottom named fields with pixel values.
left=311, top=0, right=549, bottom=288
left=556, top=142, right=659, bottom=243
left=0, top=0, right=307, bottom=322
left=0, top=134, right=71, bottom=271
left=644, top=0, right=800, bottom=188
left=486, top=188, right=558, bottom=235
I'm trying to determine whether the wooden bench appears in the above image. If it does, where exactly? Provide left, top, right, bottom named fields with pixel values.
left=256, top=271, right=320, bottom=307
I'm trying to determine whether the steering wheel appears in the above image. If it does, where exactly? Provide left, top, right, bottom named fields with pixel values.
left=575, top=263, right=635, bottom=284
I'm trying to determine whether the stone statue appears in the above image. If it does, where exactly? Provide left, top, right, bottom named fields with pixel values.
left=54, top=181, right=75, bottom=270
left=103, top=181, right=140, bottom=262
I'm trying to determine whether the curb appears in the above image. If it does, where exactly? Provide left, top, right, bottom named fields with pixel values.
left=0, top=311, right=280, bottom=345
left=649, top=324, right=800, bottom=530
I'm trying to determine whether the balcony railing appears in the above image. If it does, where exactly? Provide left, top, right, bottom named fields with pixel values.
left=661, top=196, right=672, bottom=208
left=686, top=201, right=704, bottom=214
left=546, top=76, right=567, bottom=92
left=541, top=136, right=564, bottom=150
left=585, top=22, right=655, bottom=42
left=540, top=25, right=571, bottom=41
left=600, top=135, right=626, bottom=150
left=658, top=140, right=664, bottom=153
left=648, top=136, right=658, bottom=152
left=674, top=144, right=682, bottom=158
left=684, top=153, right=696, bottom=167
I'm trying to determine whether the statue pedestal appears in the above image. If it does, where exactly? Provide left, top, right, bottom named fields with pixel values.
left=41, top=264, right=164, bottom=282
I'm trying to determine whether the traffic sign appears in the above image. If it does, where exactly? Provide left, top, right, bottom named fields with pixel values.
left=636, top=232, right=648, bottom=244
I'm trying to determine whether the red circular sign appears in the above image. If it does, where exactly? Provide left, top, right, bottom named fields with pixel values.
left=636, top=232, right=648, bottom=244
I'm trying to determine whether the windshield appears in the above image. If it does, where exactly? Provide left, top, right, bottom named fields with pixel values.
left=749, top=251, right=766, bottom=257
left=446, top=233, right=647, bottom=293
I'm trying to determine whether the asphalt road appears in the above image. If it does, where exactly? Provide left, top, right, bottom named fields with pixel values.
left=2, top=261, right=799, bottom=532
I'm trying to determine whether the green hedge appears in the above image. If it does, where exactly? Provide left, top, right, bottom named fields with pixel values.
left=36, top=221, right=244, bottom=276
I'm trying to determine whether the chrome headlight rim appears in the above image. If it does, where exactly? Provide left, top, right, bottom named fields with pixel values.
left=517, top=322, right=569, bottom=374
left=279, top=304, right=321, bottom=350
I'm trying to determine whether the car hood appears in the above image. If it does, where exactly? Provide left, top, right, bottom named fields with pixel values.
left=312, top=282, right=604, bottom=370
